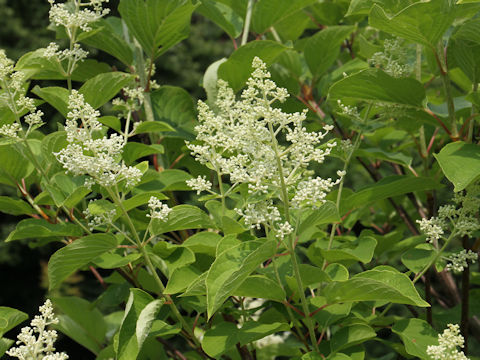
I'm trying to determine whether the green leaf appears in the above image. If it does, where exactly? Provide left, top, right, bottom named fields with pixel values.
left=151, top=86, right=196, bottom=137
left=115, top=289, right=154, bottom=360
left=346, top=0, right=410, bottom=16
left=233, top=275, right=286, bottom=302
left=153, top=242, right=196, bottom=273
left=206, top=239, right=276, bottom=318
left=202, top=321, right=289, bottom=358
left=48, top=234, right=118, bottom=290
left=151, top=205, right=213, bottom=235
left=136, top=300, right=163, bottom=351
left=52, top=297, right=106, bottom=354
left=342, top=176, right=442, bottom=214
left=16, top=49, right=111, bottom=81
left=324, top=266, right=429, bottom=307
left=122, top=191, right=168, bottom=212
left=0, top=338, right=14, bottom=358
left=0, top=196, right=34, bottom=216
left=80, top=18, right=134, bottom=66
left=0, top=144, right=34, bottom=187
left=434, top=141, right=480, bottom=191
left=32, top=86, right=70, bottom=117
left=122, top=143, right=164, bottom=164
left=251, top=0, right=317, bottom=34
left=401, top=244, right=436, bottom=273
left=321, top=235, right=377, bottom=264
left=63, top=186, right=91, bottom=209
left=310, top=299, right=351, bottom=330
left=331, top=324, right=376, bottom=353
left=93, top=252, right=142, bottom=269
left=392, top=319, right=438, bottom=359
left=203, top=58, right=227, bottom=107
left=0, top=307, right=28, bottom=337
left=298, top=201, right=341, bottom=234
left=138, top=169, right=193, bottom=192
left=79, top=72, right=134, bottom=109
left=183, top=231, right=222, bottom=256
left=355, top=147, right=412, bottom=167
left=165, top=266, right=203, bottom=294
left=134, top=121, right=175, bottom=134
left=119, top=0, right=197, bottom=59
left=328, top=68, right=425, bottom=107
left=304, top=26, right=355, bottom=80
left=202, top=322, right=239, bottom=358
left=6, top=218, right=84, bottom=242
left=218, top=40, right=288, bottom=92
left=369, top=1, right=456, bottom=48
left=197, top=0, right=243, bottom=38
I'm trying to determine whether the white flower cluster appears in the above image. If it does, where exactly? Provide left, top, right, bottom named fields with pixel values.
left=417, top=217, right=445, bottom=244
left=186, top=175, right=213, bottom=195
left=427, top=324, right=469, bottom=360
left=189, top=57, right=340, bottom=234
left=235, top=201, right=281, bottom=230
left=54, top=90, right=142, bottom=188
left=83, top=202, right=117, bottom=231
left=370, top=39, right=411, bottom=78
left=445, top=249, right=478, bottom=273
left=188, top=57, right=336, bottom=194
left=44, top=42, right=89, bottom=64
left=0, top=50, right=44, bottom=138
left=337, top=99, right=360, bottom=119
left=276, top=221, right=293, bottom=241
left=48, top=0, right=109, bottom=33
left=417, top=184, right=480, bottom=247
left=7, top=299, right=69, bottom=360
left=147, top=196, right=171, bottom=221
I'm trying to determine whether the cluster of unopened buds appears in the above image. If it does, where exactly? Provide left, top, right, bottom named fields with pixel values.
left=7, top=299, right=69, bottom=360
left=427, top=324, right=469, bottom=360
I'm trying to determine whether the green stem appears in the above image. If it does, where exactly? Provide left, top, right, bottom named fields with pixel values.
left=413, top=232, right=456, bottom=284
left=267, top=121, right=319, bottom=352
left=107, top=188, right=202, bottom=349
left=216, top=170, right=226, bottom=217
left=323, top=103, right=372, bottom=269
left=134, top=40, right=154, bottom=123
left=241, top=0, right=254, bottom=46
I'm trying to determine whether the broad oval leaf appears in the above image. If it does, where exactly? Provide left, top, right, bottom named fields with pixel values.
left=327, top=68, right=425, bottom=107
left=119, top=0, right=197, bottom=59
left=6, top=218, right=84, bottom=242
left=434, top=141, right=480, bottom=192
left=206, top=239, right=277, bottom=318
left=48, top=234, right=118, bottom=290
left=251, top=0, right=317, bottom=34
left=218, top=40, right=288, bottom=92
left=324, top=266, right=429, bottom=307
left=115, top=289, right=154, bottom=360
left=79, top=72, right=134, bottom=109
left=197, top=0, right=243, bottom=38
left=150, top=205, right=213, bottom=235
left=0, top=307, right=28, bottom=338
left=304, top=26, right=355, bottom=80
left=52, top=297, right=106, bottom=354
left=392, top=319, right=438, bottom=359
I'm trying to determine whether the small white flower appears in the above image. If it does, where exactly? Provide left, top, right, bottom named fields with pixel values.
left=0, top=123, right=21, bottom=138
left=427, top=324, right=468, bottom=360
left=54, top=90, right=142, bottom=188
left=147, top=196, right=171, bottom=221
left=445, top=249, right=478, bottom=273
left=186, top=175, right=212, bottom=194
left=417, top=217, right=445, bottom=243
left=276, top=221, right=293, bottom=240
left=7, top=299, right=69, bottom=360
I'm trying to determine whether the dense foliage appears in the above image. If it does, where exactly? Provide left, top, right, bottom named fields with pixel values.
left=1, top=0, right=480, bottom=359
